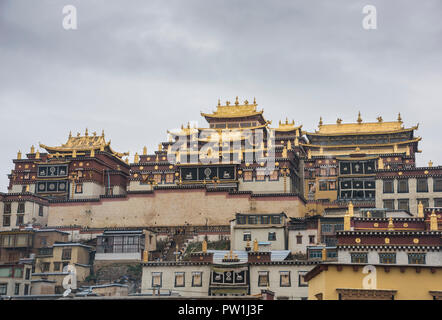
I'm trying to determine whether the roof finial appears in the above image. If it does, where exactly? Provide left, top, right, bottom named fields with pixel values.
left=85, top=128, right=89, bottom=136
left=429, top=160, right=433, bottom=167
left=218, top=99, right=221, bottom=107
left=30, top=145, right=35, bottom=154
left=253, top=97, right=256, bottom=105
left=69, top=131, right=72, bottom=139
left=319, top=117, right=323, bottom=126
left=101, top=130, right=105, bottom=137
left=357, top=112, right=362, bottom=124
left=235, top=96, right=239, bottom=106
left=398, top=113, right=402, bottom=122
left=377, top=116, right=383, bottom=123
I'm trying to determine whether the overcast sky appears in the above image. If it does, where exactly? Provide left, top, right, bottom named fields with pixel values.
left=0, top=0, right=441, bottom=191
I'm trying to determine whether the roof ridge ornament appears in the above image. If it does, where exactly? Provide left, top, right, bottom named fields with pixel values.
left=319, top=116, right=323, bottom=126
left=357, top=112, right=362, bottom=124
left=398, top=113, right=402, bottom=123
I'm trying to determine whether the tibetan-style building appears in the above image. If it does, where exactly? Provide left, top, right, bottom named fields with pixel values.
left=301, top=113, right=420, bottom=207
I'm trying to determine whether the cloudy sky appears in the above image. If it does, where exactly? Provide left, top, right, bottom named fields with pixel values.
left=0, top=0, right=441, bottom=191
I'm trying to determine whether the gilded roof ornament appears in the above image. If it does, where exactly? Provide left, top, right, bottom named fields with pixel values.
left=85, top=128, right=89, bottom=136
left=17, top=150, right=22, bottom=160
left=30, top=145, right=35, bottom=154
left=235, top=96, right=239, bottom=106
left=357, top=112, right=362, bottom=124
left=377, top=116, right=383, bottom=123
left=398, top=113, right=402, bottom=123
left=319, top=117, right=323, bottom=126
left=336, top=118, right=342, bottom=124
left=217, top=99, right=221, bottom=107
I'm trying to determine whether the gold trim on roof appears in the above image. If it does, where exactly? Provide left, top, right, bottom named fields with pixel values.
left=201, top=97, right=264, bottom=119
left=300, top=137, right=421, bottom=149
left=40, top=130, right=129, bottom=159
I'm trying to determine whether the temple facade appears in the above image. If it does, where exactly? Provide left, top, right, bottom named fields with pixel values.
left=0, top=99, right=430, bottom=231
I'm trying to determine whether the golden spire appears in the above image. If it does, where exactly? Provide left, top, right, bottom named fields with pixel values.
left=366, top=211, right=371, bottom=218
left=348, top=201, right=354, bottom=217
left=344, top=212, right=351, bottom=231
left=336, top=118, right=342, bottom=124
left=30, top=145, right=35, bottom=154
left=307, top=149, right=312, bottom=159
left=69, top=131, right=72, bottom=139
left=101, top=130, right=105, bottom=137
left=158, top=144, right=162, bottom=152
left=253, top=239, right=258, bottom=252
left=377, top=116, right=383, bottom=123
left=398, top=113, right=402, bottom=123
left=134, top=152, right=139, bottom=164
left=202, top=239, right=207, bottom=253
left=93, top=131, right=97, bottom=136
left=418, top=201, right=424, bottom=218
left=217, top=99, right=221, bottom=107
left=319, top=117, right=323, bottom=126
left=35, top=150, right=40, bottom=159
left=25, top=185, right=30, bottom=192
left=17, top=150, right=22, bottom=160
left=357, top=112, right=362, bottom=124
left=294, top=137, right=299, bottom=147
left=287, top=140, right=292, bottom=150
left=85, top=128, right=89, bottom=136
left=235, top=96, right=239, bottom=106
left=244, top=99, right=249, bottom=105
left=428, top=160, right=433, bottom=167
left=388, top=217, right=394, bottom=231
left=253, top=97, right=257, bottom=105
left=430, top=210, right=438, bottom=231
left=90, top=148, right=95, bottom=157
left=125, top=157, right=129, bottom=164
left=143, top=146, right=147, bottom=155
left=72, top=150, right=77, bottom=158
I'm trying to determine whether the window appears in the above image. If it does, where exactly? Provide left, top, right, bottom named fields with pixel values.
left=41, top=263, right=50, bottom=272
left=296, top=235, right=302, bottom=244
left=329, top=167, right=337, bottom=176
left=434, top=178, right=442, bottom=192
left=24, top=284, right=29, bottom=295
left=165, top=173, right=174, bottom=184
left=328, top=181, right=336, bottom=190
left=53, top=262, right=61, bottom=271
left=152, top=272, right=162, bottom=287
left=236, top=215, right=246, bottom=224
left=175, top=272, right=185, bottom=287
left=62, top=248, right=72, bottom=260
left=256, top=172, right=265, bottom=181
left=3, top=215, right=11, bottom=227
left=248, top=216, right=257, bottom=224
left=153, top=174, right=162, bottom=184
left=397, top=180, right=409, bottom=193
left=434, top=198, right=442, bottom=207
left=243, top=171, right=253, bottom=182
left=22, top=186, right=27, bottom=193
left=258, top=271, right=269, bottom=287
left=416, top=179, right=428, bottom=192
left=16, top=215, right=24, bottom=226
left=192, top=272, right=202, bottom=287
left=75, top=184, right=83, bottom=194
left=269, top=170, right=278, bottom=181
left=3, top=203, right=11, bottom=214
left=309, top=250, right=322, bottom=259
left=408, top=253, right=426, bottom=265
left=271, top=215, right=281, bottom=224
left=309, top=235, right=315, bottom=244
left=379, top=253, right=396, bottom=264
left=280, top=271, right=291, bottom=287
left=38, top=205, right=44, bottom=217
left=25, top=269, right=31, bottom=280
left=322, top=224, right=332, bottom=233
left=383, top=180, right=394, bottom=193
left=319, top=181, right=328, bottom=191
left=320, top=168, right=327, bottom=176
left=351, top=252, right=368, bottom=263
left=298, top=271, right=308, bottom=287
left=398, top=199, right=409, bottom=211
left=14, top=283, right=20, bottom=295
left=0, top=284, right=7, bottom=295
left=268, top=232, right=276, bottom=241
left=260, top=216, right=270, bottom=224
left=383, top=200, right=395, bottom=210
left=17, top=203, right=25, bottom=213
left=243, top=232, right=251, bottom=241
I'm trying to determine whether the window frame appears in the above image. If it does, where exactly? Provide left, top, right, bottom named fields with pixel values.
left=279, top=271, right=291, bottom=287
left=174, top=272, right=185, bottom=288
left=258, top=271, right=269, bottom=287
left=191, top=272, right=203, bottom=287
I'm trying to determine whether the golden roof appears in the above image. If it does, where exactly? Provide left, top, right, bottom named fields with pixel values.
left=308, top=114, right=417, bottom=136
left=275, top=118, right=302, bottom=132
left=40, top=129, right=128, bottom=158
left=201, top=97, right=264, bottom=119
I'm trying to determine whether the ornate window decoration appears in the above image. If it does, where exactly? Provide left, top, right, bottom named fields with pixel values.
left=174, top=272, right=185, bottom=287
left=408, top=253, right=426, bottom=265
left=192, top=272, right=202, bottom=287
left=379, top=253, right=396, bottom=264
left=280, top=271, right=291, bottom=287
left=350, top=252, right=368, bottom=263
left=152, top=272, right=162, bottom=287
left=258, top=271, right=269, bottom=287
